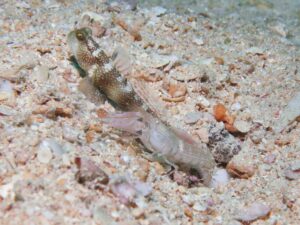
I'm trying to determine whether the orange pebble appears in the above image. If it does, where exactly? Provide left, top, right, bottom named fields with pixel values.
left=213, top=103, right=227, bottom=122
left=97, top=108, right=108, bottom=118
left=86, top=130, right=95, bottom=143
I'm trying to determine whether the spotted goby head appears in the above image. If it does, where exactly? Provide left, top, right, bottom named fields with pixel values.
left=67, top=27, right=109, bottom=72
left=67, top=27, right=145, bottom=111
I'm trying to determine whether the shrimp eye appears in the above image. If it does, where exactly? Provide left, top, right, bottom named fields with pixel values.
left=76, top=31, right=85, bottom=41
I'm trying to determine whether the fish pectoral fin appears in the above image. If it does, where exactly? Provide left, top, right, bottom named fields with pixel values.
left=78, top=77, right=106, bottom=104
left=69, top=55, right=87, bottom=78
left=112, top=46, right=132, bottom=77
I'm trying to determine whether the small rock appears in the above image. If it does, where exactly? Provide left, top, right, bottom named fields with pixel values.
left=213, top=103, right=232, bottom=123
left=0, top=182, right=14, bottom=200
left=41, top=139, right=65, bottom=156
left=134, top=159, right=150, bottom=182
left=32, top=65, right=49, bottom=83
left=42, top=210, right=55, bottom=220
left=148, top=54, right=178, bottom=69
left=172, top=171, right=190, bottom=187
left=124, top=0, right=138, bottom=10
left=92, top=206, right=117, bottom=225
left=235, top=203, right=270, bottom=223
left=214, top=56, right=224, bottom=65
left=63, top=142, right=76, bottom=153
left=55, top=107, right=73, bottom=118
left=199, top=58, right=214, bottom=65
left=111, top=179, right=137, bottom=205
left=110, top=177, right=151, bottom=205
left=184, top=112, right=203, bottom=124
left=263, top=154, right=276, bottom=164
left=250, top=128, right=265, bottom=144
left=210, top=169, right=230, bottom=188
left=226, top=157, right=255, bottom=179
left=62, top=125, right=81, bottom=143
left=197, top=95, right=210, bottom=108
left=81, top=11, right=106, bottom=24
left=284, top=161, right=300, bottom=180
left=16, top=1, right=31, bottom=8
left=184, top=207, right=193, bottom=219
left=0, top=80, right=15, bottom=103
left=75, top=157, right=109, bottom=186
left=275, top=91, right=300, bottom=133
left=37, top=143, right=53, bottom=164
left=75, top=157, right=109, bottom=189
left=132, top=208, right=144, bottom=219
left=14, top=149, right=32, bottom=165
left=0, top=58, right=38, bottom=81
left=230, top=102, right=241, bottom=111
left=193, top=202, right=207, bottom=212
left=163, top=78, right=187, bottom=98
left=151, top=6, right=167, bottom=17
left=196, top=128, right=209, bottom=143
left=62, top=154, right=71, bottom=166
left=246, top=47, right=264, bottom=55
left=216, top=73, right=229, bottom=83
left=269, top=23, right=288, bottom=37
left=234, top=120, right=251, bottom=133
left=0, top=105, right=16, bottom=116
left=192, top=37, right=204, bottom=46
left=133, top=180, right=152, bottom=197
left=208, top=123, right=241, bottom=164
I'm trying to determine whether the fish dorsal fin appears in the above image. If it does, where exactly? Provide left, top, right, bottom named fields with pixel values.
left=112, top=47, right=132, bottom=77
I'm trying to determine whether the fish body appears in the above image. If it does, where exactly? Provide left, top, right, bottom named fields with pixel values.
left=67, top=27, right=216, bottom=185
left=67, top=27, right=144, bottom=111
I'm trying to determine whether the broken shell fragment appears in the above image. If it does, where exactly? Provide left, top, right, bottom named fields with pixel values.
left=235, top=203, right=270, bottom=223
left=275, top=91, right=300, bottom=133
left=184, top=112, right=203, bottom=124
left=214, top=56, right=224, bottom=65
left=226, top=159, right=255, bottom=179
left=161, top=77, right=187, bottom=102
left=148, top=54, right=179, bottom=69
left=167, top=80, right=187, bottom=98
left=110, top=177, right=152, bottom=205
left=233, top=120, right=251, bottom=133
left=32, top=65, right=49, bottom=83
left=75, top=157, right=109, bottom=189
left=263, top=154, right=276, bottom=164
left=0, top=80, right=15, bottom=104
left=113, top=17, right=142, bottom=41
left=37, top=143, right=53, bottom=164
left=192, top=37, right=204, bottom=46
left=196, top=128, right=209, bottom=143
left=55, top=107, right=73, bottom=118
left=0, top=105, right=16, bottom=116
left=284, top=161, right=300, bottom=180
left=210, top=169, right=230, bottom=188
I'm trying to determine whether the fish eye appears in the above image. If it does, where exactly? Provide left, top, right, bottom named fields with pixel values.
left=83, top=27, right=92, bottom=36
left=75, top=31, right=85, bottom=41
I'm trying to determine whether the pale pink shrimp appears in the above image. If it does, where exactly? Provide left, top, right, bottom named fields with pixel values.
left=102, top=111, right=216, bottom=186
